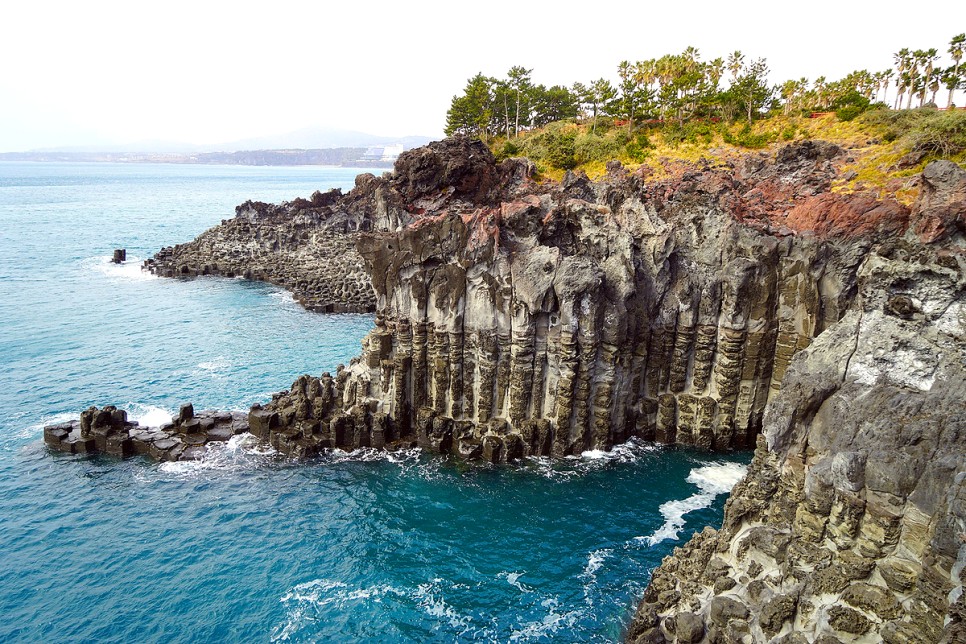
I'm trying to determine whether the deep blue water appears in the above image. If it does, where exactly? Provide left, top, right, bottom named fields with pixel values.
left=0, top=162, right=750, bottom=642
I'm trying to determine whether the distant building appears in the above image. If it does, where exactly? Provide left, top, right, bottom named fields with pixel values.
left=362, top=144, right=405, bottom=163
left=380, top=144, right=403, bottom=162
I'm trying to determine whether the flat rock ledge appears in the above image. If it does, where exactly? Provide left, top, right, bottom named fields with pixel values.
left=44, top=404, right=250, bottom=462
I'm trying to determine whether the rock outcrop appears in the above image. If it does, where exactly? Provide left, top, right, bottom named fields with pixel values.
left=320, top=139, right=911, bottom=459
left=45, top=403, right=250, bottom=461
left=627, top=168, right=966, bottom=641
left=144, top=187, right=378, bottom=313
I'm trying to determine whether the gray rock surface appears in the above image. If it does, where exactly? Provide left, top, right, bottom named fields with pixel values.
left=627, top=247, right=966, bottom=642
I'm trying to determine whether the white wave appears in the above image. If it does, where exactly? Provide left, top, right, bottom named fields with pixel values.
left=508, top=597, right=583, bottom=642
left=16, top=411, right=77, bottom=442
left=582, top=549, right=611, bottom=579
left=500, top=571, right=532, bottom=594
left=413, top=580, right=472, bottom=630
left=640, top=462, right=747, bottom=546
left=268, top=290, right=296, bottom=304
left=527, top=438, right=662, bottom=479
left=88, top=254, right=157, bottom=282
left=196, top=356, right=230, bottom=372
left=122, top=402, right=173, bottom=429
left=271, top=578, right=429, bottom=642
left=157, top=432, right=276, bottom=476
left=326, top=446, right=421, bottom=464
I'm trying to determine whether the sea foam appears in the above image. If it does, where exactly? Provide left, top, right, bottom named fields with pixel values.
left=89, top=255, right=157, bottom=282
left=641, top=461, right=748, bottom=546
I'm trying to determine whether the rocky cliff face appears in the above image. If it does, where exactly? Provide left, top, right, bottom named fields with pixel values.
left=627, top=164, right=965, bottom=643
left=109, top=137, right=936, bottom=464
left=320, top=138, right=911, bottom=460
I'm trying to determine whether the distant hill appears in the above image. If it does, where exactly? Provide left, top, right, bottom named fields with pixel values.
left=223, top=127, right=434, bottom=152
left=5, top=127, right=436, bottom=158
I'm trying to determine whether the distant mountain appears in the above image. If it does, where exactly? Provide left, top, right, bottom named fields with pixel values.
left=223, top=127, right=435, bottom=151
left=18, top=127, right=436, bottom=156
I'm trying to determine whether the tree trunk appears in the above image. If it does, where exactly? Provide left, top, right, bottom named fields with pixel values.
left=515, top=91, right=521, bottom=138
left=504, top=95, right=510, bottom=138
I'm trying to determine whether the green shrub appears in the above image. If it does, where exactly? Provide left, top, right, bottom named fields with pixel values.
left=494, top=139, right=520, bottom=161
left=909, top=110, right=966, bottom=157
left=835, top=105, right=864, bottom=122
left=721, top=123, right=776, bottom=149
left=574, top=132, right=623, bottom=165
left=546, top=131, right=577, bottom=169
left=625, top=133, right=652, bottom=162
left=861, top=108, right=966, bottom=158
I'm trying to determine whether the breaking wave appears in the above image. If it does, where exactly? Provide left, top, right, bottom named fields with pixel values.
left=640, top=461, right=748, bottom=546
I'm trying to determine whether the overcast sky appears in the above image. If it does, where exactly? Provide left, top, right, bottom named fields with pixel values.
left=0, top=0, right=962, bottom=151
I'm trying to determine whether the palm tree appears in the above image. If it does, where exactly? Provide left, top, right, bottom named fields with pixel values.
left=879, top=69, right=893, bottom=104
left=917, top=49, right=939, bottom=106
left=949, top=33, right=965, bottom=108
left=907, top=51, right=924, bottom=109
left=727, top=51, right=744, bottom=84
left=893, top=49, right=910, bottom=109
left=941, top=67, right=961, bottom=108
left=814, top=76, right=828, bottom=109
left=929, top=70, right=941, bottom=105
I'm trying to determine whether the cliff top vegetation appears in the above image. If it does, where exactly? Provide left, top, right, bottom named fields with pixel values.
left=445, top=35, right=966, bottom=202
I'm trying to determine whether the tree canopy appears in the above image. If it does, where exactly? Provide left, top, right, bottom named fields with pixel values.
left=445, top=34, right=966, bottom=141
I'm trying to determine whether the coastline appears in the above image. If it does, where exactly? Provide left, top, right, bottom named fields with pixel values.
left=41, top=137, right=966, bottom=641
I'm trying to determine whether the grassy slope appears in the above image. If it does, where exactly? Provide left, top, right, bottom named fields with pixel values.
left=491, top=109, right=966, bottom=205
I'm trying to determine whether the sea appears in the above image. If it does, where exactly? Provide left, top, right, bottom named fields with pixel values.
left=0, top=161, right=751, bottom=643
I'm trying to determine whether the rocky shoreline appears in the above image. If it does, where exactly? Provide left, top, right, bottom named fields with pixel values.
left=143, top=188, right=377, bottom=313
left=46, top=137, right=965, bottom=641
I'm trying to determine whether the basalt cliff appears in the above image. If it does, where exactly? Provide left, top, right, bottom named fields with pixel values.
left=45, top=137, right=965, bottom=641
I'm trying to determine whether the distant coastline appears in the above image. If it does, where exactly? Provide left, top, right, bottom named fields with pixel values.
left=0, top=148, right=398, bottom=167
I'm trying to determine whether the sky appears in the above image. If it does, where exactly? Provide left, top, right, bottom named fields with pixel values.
left=0, top=0, right=962, bottom=152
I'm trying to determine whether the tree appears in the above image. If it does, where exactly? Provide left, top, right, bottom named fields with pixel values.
left=920, top=48, right=940, bottom=106
left=735, top=58, right=772, bottom=123
left=507, top=66, right=533, bottom=137
left=444, top=73, right=495, bottom=140
left=492, top=80, right=514, bottom=138
left=941, top=66, right=963, bottom=108
left=613, top=60, right=651, bottom=133
left=530, top=85, right=579, bottom=127
left=727, top=51, right=745, bottom=84
left=894, top=48, right=911, bottom=109
left=582, top=78, right=616, bottom=133
left=949, top=33, right=965, bottom=108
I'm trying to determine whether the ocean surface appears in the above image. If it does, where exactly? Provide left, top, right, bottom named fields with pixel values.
left=0, top=162, right=751, bottom=642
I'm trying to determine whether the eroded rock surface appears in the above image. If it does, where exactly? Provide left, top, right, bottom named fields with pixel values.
left=59, top=138, right=956, bottom=466
left=327, top=139, right=913, bottom=459
left=627, top=246, right=966, bottom=640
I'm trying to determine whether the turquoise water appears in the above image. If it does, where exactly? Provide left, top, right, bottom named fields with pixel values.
left=0, top=162, right=750, bottom=642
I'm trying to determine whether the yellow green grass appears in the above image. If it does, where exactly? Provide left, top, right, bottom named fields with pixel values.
left=490, top=109, right=966, bottom=204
